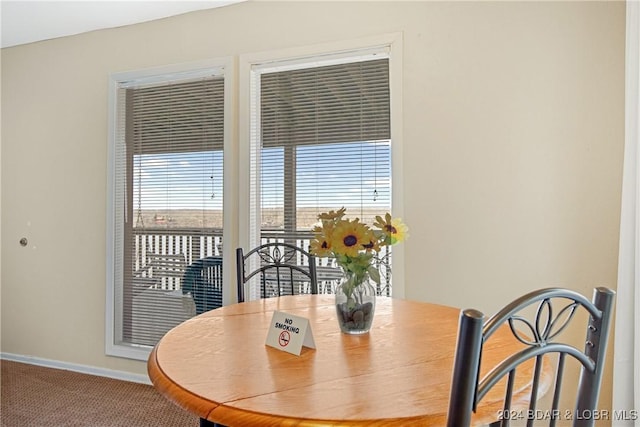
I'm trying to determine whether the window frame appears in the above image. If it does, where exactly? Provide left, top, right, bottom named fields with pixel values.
left=106, top=58, right=234, bottom=361
left=238, top=33, right=405, bottom=300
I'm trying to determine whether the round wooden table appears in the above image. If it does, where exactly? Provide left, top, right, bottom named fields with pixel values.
left=148, top=295, right=542, bottom=426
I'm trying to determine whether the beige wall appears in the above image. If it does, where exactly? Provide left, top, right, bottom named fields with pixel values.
left=1, top=0, right=625, bottom=415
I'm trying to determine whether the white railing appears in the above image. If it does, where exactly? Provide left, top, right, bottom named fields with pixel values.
left=132, top=228, right=392, bottom=295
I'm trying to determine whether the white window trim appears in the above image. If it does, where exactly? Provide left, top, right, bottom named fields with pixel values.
left=105, top=58, right=234, bottom=361
left=238, top=33, right=405, bottom=298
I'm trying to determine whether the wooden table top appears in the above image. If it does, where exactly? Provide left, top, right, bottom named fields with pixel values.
left=148, top=295, right=542, bottom=426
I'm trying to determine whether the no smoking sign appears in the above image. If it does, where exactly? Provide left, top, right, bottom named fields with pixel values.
left=278, top=331, right=291, bottom=347
left=266, top=311, right=316, bottom=355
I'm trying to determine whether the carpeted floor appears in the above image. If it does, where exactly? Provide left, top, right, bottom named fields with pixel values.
left=1, top=360, right=199, bottom=426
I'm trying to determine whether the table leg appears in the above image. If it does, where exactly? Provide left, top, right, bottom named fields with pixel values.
left=199, top=418, right=225, bottom=427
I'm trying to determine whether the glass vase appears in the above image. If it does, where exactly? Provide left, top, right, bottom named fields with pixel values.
left=335, top=272, right=376, bottom=334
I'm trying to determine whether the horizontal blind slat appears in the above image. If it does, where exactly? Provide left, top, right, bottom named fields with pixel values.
left=261, top=59, right=390, bottom=148
left=130, top=77, right=224, bottom=153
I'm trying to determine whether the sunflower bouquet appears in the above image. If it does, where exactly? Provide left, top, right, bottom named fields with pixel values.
left=310, top=207, right=408, bottom=304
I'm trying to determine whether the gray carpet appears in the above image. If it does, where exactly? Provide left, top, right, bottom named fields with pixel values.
left=1, top=360, right=199, bottom=426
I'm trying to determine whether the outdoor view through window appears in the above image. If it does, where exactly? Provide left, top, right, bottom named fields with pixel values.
left=112, top=54, right=393, bottom=355
left=133, top=139, right=390, bottom=240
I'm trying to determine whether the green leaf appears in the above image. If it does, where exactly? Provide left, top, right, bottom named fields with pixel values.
left=368, top=266, right=381, bottom=284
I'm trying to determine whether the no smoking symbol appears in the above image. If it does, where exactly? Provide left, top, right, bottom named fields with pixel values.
left=278, top=331, right=291, bottom=347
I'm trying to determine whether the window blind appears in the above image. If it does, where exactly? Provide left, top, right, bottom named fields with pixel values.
left=117, top=76, right=224, bottom=348
left=261, top=59, right=390, bottom=147
left=258, top=58, right=391, bottom=233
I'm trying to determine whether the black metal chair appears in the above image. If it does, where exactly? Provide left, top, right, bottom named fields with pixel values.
left=447, top=287, right=615, bottom=427
left=182, top=256, right=223, bottom=315
left=236, top=242, right=318, bottom=303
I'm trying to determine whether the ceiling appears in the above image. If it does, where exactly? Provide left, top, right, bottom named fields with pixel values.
left=0, top=1, right=245, bottom=49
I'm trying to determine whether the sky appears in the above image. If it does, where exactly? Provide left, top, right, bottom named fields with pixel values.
left=134, top=140, right=391, bottom=213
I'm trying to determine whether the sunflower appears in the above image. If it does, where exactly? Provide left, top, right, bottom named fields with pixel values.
left=317, top=207, right=346, bottom=222
left=331, top=219, right=374, bottom=258
left=309, top=225, right=334, bottom=257
left=362, top=233, right=381, bottom=252
left=374, top=213, right=409, bottom=245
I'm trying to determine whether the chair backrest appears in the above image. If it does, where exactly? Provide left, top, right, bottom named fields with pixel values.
left=447, top=287, right=615, bottom=427
left=236, top=242, right=318, bottom=303
left=182, top=256, right=223, bottom=315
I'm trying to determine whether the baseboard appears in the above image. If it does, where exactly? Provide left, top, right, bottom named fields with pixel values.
left=0, top=353, right=152, bottom=385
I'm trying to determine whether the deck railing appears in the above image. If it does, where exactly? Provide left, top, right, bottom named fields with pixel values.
left=132, top=227, right=392, bottom=296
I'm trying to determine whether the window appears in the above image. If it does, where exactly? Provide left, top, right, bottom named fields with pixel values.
left=243, top=42, right=398, bottom=300
left=107, top=62, right=230, bottom=360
